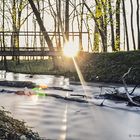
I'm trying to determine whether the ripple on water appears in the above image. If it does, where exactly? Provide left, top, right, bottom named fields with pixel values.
left=1, top=72, right=140, bottom=140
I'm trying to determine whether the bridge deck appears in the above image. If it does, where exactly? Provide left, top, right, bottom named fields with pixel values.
left=0, top=50, right=62, bottom=56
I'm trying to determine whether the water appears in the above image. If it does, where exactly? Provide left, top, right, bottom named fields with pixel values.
left=0, top=71, right=140, bottom=140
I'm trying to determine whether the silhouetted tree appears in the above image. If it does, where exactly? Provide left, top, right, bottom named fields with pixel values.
left=83, top=1, right=108, bottom=52
left=115, top=0, right=121, bottom=51
left=130, top=0, right=136, bottom=50
left=122, top=0, right=129, bottom=51
left=108, top=0, right=115, bottom=51
left=28, top=0, right=54, bottom=51
left=93, top=3, right=100, bottom=52
left=65, top=0, right=69, bottom=41
left=136, top=0, right=140, bottom=50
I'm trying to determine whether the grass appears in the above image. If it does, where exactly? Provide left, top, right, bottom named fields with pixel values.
left=0, top=50, right=140, bottom=84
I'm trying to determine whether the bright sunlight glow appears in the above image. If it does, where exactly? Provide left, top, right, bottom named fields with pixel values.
left=63, top=42, right=79, bottom=57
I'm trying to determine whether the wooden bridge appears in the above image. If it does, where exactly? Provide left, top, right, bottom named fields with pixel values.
left=0, top=47, right=63, bottom=56
left=0, top=31, right=90, bottom=57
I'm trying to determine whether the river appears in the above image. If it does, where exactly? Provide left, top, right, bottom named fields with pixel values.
left=0, top=71, right=140, bottom=140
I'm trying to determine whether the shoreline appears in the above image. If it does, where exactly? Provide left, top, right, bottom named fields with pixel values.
left=0, top=108, right=42, bottom=139
left=0, top=69, right=138, bottom=87
left=0, top=51, right=140, bottom=85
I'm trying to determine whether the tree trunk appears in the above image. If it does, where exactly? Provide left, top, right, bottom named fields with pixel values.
left=130, top=0, right=136, bottom=50
left=83, top=2, right=107, bottom=52
left=115, top=0, right=121, bottom=51
left=93, top=25, right=100, bottom=52
left=2, top=0, right=7, bottom=71
left=28, top=0, right=54, bottom=51
left=28, top=0, right=58, bottom=69
left=11, top=0, right=17, bottom=61
left=108, top=0, right=115, bottom=51
left=101, top=0, right=107, bottom=52
left=56, top=0, right=62, bottom=50
left=33, top=15, right=37, bottom=60
left=122, top=0, right=129, bottom=51
left=79, top=0, right=84, bottom=51
left=16, top=0, right=24, bottom=63
left=101, top=35, right=107, bottom=52
left=71, top=1, right=76, bottom=42
left=37, top=0, right=44, bottom=59
left=93, top=3, right=100, bottom=52
left=137, top=0, right=140, bottom=50
left=65, top=0, right=69, bottom=41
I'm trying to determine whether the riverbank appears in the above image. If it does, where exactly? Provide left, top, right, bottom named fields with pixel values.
left=0, top=108, right=42, bottom=139
left=0, top=51, right=140, bottom=84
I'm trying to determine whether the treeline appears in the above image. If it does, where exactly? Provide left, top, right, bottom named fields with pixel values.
left=0, top=0, right=139, bottom=61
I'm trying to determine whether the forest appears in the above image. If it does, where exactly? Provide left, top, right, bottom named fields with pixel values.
left=0, top=1, right=140, bottom=139
left=0, top=0, right=139, bottom=55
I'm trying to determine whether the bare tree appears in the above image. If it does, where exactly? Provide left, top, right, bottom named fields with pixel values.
left=130, top=0, right=136, bottom=50
left=48, top=0, right=58, bottom=47
left=136, top=0, right=140, bottom=50
left=83, top=1, right=108, bottom=52
left=122, top=0, right=129, bottom=51
left=108, top=0, right=115, bottom=51
left=93, top=4, right=100, bottom=52
left=28, top=0, right=54, bottom=51
left=11, top=0, right=25, bottom=62
left=48, top=0, right=64, bottom=50
left=101, top=0, right=108, bottom=52
left=115, top=0, right=121, bottom=51
left=65, top=0, right=69, bottom=41
left=2, top=0, right=7, bottom=70
left=79, top=0, right=84, bottom=51
left=56, top=0, right=62, bottom=50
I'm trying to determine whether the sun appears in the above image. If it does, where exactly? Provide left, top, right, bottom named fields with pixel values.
left=63, top=41, right=79, bottom=57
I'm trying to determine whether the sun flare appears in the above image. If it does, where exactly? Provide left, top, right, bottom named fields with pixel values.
left=63, top=42, right=79, bottom=57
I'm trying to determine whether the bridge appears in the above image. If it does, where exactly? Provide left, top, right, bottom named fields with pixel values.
left=0, top=47, right=62, bottom=56
left=0, top=31, right=90, bottom=57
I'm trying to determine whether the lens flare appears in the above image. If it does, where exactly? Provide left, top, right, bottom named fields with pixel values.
left=63, top=42, right=79, bottom=57
left=32, top=87, right=46, bottom=97
left=63, top=41, right=87, bottom=97
left=72, top=58, right=87, bottom=97
left=39, top=84, right=48, bottom=89
left=30, top=95, right=39, bottom=104
left=59, top=103, right=68, bottom=140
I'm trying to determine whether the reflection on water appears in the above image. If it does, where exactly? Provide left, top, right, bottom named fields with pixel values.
left=0, top=70, right=6, bottom=79
left=0, top=70, right=69, bottom=88
left=59, top=104, right=68, bottom=140
left=72, top=58, right=87, bottom=97
left=0, top=71, right=140, bottom=140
